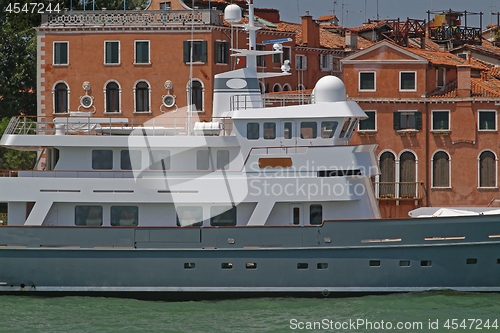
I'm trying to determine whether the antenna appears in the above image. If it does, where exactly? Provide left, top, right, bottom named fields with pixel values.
left=297, top=0, right=300, bottom=23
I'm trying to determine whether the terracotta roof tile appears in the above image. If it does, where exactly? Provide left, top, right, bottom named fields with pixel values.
left=317, top=15, right=338, bottom=22
left=350, top=21, right=388, bottom=33
left=428, top=75, right=500, bottom=98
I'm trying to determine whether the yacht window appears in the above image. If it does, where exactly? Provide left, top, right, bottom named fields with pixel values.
left=150, top=150, right=171, bottom=170
left=176, top=206, right=203, bottom=226
left=75, top=206, right=103, bottom=226
left=284, top=122, right=293, bottom=139
left=346, top=119, right=358, bottom=138
left=263, top=122, right=276, bottom=140
left=111, top=206, right=139, bottom=226
left=121, top=150, right=142, bottom=170
left=210, top=206, right=237, bottom=226
left=321, top=121, right=338, bottom=138
left=197, top=150, right=210, bottom=170
left=310, top=204, right=322, bottom=225
left=221, top=263, right=233, bottom=269
left=92, top=150, right=113, bottom=170
left=247, top=123, right=259, bottom=140
left=300, top=122, right=317, bottom=139
left=293, top=207, right=300, bottom=225
left=317, top=263, right=328, bottom=269
left=339, top=119, right=351, bottom=138
left=217, top=150, right=230, bottom=170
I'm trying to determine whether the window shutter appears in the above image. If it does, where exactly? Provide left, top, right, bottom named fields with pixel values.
left=319, top=54, right=323, bottom=70
left=183, top=41, right=189, bottom=63
left=224, top=41, right=229, bottom=64
left=201, top=41, right=208, bottom=63
left=328, top=55, right=333, bottom=70
left=415, top=111, right=422, bottom=130
left=393, top=112, right=401, bottom=130
left=303, top=56, right=307, bottom=70
left=214, top=41, right=219, bottom=63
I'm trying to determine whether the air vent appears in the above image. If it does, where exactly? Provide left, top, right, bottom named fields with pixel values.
left=162, top=94, right=175, bottom=107
left=80, top=95, right=93, bottom=108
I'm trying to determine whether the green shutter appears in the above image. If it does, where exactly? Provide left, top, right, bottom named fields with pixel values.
left=183, top=41, right=189, bottom=63
left=224, top=41, right=229, bottom=64
left=415, top=111, right=422, bottom=130
left=201, top=41, right=208, bottom=63
left=393, top=112, right=401, bottom=130
left=214, top=41, right=219, bottom=64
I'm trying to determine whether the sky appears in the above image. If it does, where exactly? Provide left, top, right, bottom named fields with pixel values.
left=252, top=0, right=499, bottom=30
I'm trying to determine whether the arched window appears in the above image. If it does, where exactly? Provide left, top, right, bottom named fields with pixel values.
left=135, top=81, right=150, bottom=112
left=105, top=81, right=120, bottom=113
left=379, top=151, right=395, bottom=197
left=283, top=84, right=292, bottom=92
left=187, top=79, right=204, bottom=112
left=479, top=150, right=496, bottom=188
left=273, top=83, right=282, bottom=92
left=54, top=82, right=69, bottom=113
left=399, top=151, right=416, bottom=198
left=432, top=151, right=450, bottom=188
left=296, top=84, right=305, bottom=91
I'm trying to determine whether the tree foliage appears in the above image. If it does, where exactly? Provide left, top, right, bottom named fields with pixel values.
left=0, top=117, right=36, bottom=170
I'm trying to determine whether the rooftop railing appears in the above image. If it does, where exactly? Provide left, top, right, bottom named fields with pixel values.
left=230, top=93, right=312, bottom=111
left=41, top=9, right=224, bottom=27
left=3, top=116, right=233, bottom=137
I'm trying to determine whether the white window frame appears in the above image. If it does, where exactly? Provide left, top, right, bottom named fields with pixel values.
left=133, top=79, right=152, bottom=113
left=399, top=71, right=417, bottom=92
left=104, top=40, right=121, bottom=65
left=431, top=110, right=450, bottom=132
left=214, top=39, right=229, bottom=65
left=103, top=80, right=122, bottom=114
left=272, top=83, right=282, bottom=92
left=358, top=71, right=376, bottom=92
left=478, top=110, right=497, bottom=131
left=398, top=110, right=418, bottom=131
left=295, top=54, right=307, bottom=70
left=52, top=80, right=70, bottom=114
left=358, top=110, right=377, bottom=132
left=283, top=83, right=292, bottom=91
left=134, top=40, right=151, bottom=65
left=186, top=78, right=205, bottom=113
left=53, top=41, right=69, bottom=66
left=431, top=150, right=452, bottom=189
left=477, top=149, right=498, bottom=189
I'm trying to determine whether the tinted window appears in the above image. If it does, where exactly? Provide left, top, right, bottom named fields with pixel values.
left=210, top=206, right=237, bottom=226
left=111, top=206, right=138, bottom=226
left=197, top=150, right=210, bottom=170
left=176, top=206, right=203, bottom=226
left=75, top=206, right=103, bottom=226
left=121, top=150, right=141, bottom=170
left=150, top=150, right=171, bottom=170
left=92, top=150, right=113, bottom=170
left=321, top=121, right=338, bottom=138
left=300, top=122, right=317, bottom=139
left=263, top=122, right=276, bottom=140
left=247, top=123, right=259, bottom=140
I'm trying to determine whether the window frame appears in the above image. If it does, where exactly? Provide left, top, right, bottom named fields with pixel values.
left=431, top=110, right=450, bottom=132
left=176, top=206, right=203, bottom=227
left=395, top=110, right=421, bottom=131
left=320, top=54, right=333, bottom=71
left=358, top=71, right=376, bottom=92
left=52, top=81, right=69, bottom=114
left=120, top=149, right=142, bottom=171
left=104, top=40, right=120, bottom=65
left=399, top=71, right=417, bottom=92
left=210, top=206, right=237, bottom=226
left=53, top=41, right=69, bottom=66
left=478, top=150, right=498, bottom=189
left=133, top=80, right=151, bottom=113
left=295, top=54, right=307, bottom=70
left=478, top=110, right=497, bottom=131
left=111, top=206, right=139, bottom=226
left=104, top=80, right=121, bottom=113
left=358, top=110, right=377, bottom=131
left=134, top=40, right=150, bottom=65
left=214, top=40, right=229, bottom=65
left=183, top=40, right=207, bottom=64
left=436, top=67, right=446, bottom=87
left=92, top=149, right=113, bottom=170
left=431, top=150, right=451, bottom=189
left=149, top=150, right=171, bottom=171
left=197, top=150, right=210, bottom=170
left=75, top=206, right=103, bottom=226
left=256, top=44, right=265, bottom=67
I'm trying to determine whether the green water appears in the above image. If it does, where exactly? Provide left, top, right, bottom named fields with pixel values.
left=0, top=293, right=499, bottom=332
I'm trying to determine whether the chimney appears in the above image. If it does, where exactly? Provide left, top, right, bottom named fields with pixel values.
left=345, top=30, right=358, bottom=50
left=457, top=65, right=471, bottom=98
left=301, top=13, right=320, bottom=48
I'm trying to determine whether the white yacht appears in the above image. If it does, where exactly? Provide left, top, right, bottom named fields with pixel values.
left=0, top=2, right=499, bottom=299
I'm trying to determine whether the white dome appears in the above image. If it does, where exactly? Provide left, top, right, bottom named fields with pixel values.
left=224, top=4, right=242, bottom=23
left=313, top=76, right=346, bottom=103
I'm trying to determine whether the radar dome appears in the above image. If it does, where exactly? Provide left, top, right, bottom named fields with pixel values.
left=313, top=76, right=346, bottom=103
left=224, top=4, right=242, bottom=23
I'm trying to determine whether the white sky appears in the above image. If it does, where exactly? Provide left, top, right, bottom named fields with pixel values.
left=252, top=0, right=498, bottom=29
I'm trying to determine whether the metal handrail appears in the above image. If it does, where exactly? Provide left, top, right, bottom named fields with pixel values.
left=374, top=181, right=426, bottom=200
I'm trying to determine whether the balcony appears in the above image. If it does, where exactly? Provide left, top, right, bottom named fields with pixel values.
left=374, top=182, right=426, bottom=202
left=41, top=9, right=224, bottom=28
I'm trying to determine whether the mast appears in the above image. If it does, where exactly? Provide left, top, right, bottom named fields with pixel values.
left=246, top=0, right=257, bottom=71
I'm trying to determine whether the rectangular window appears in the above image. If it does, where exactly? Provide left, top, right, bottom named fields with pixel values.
left=369, top=260, right=381, bottom=267
left=263, top=122, right=276, bottom=140
left=300, top=122, right=317, bottom=139
left=339, top=119, right=352, bottom=138
left=111, top=206, right=138, bottom=226
left=359, top=111, right=376, bottom=131
left=321, top=121, right=338, bottom=138
left=437, top=68, right=446, bottom=87
left=478, top=110, right=496, bottom=131
left=432, top=111, right=450, bottom=131
left=197, top=150, right=210, bottom=170
left=246, top=262, right=257, bottom=269
left=135, top=41, right=150, bottom=64
left=400, top=71, right=416, bottom=91
left=217, top=150, right=229, bottom=170
left=466, top=258, right=477, bottom=264
left=320, top=54, right=333, bottom=71
left=359, top=72, right=375, bottom=91
left=159, top=1, right=171, bottom=9
left=295, top=55, right=307, bottom=70
left=92, top=150, right=113, bottom=170
left=256, top=44, right=265, bottom=67
left=184, top=263, right=195, bottom=269
left=149, top=150, right=171, bottom=170
left=120, top=150, right=141, bottom=170
left=176, top=206, right=203, bottom=226
left=317, top=263, right=328, bottom=269
left=394, top=111, right=422, bottom=131
left=399, top=260, right=410, bottom=267
left=183, top=40, right=207, bottom=63
left=283, top=47, right=291, bottom=62
left=421, top=260, right=432, bottom=267
left=53, top=41, right=68, bottom=65
left=297, top=263, right=308, bottom=269
left=221, top=263, right=233, bottom=269
left=247, top=123, right=259, bottom=140
left=293, top=207, right=300, bottom=225
left=210, top=206, right=237, bottom=226
left=75, top=206, right=103, bottom=226
left=214, top=41, right=229, bottom=64
left=104, top=41, right=120, bottom=64
left=310, top=204, right=322, bottom=225
left=284, top=122, right=293, bottom=139
left=273, top=52, right=281, bottom=63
